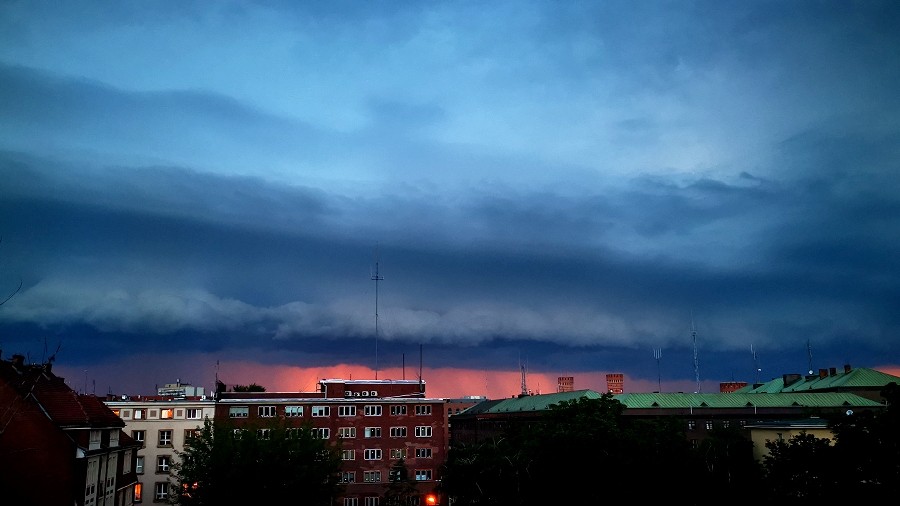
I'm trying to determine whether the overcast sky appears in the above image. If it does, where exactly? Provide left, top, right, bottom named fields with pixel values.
left=1, top=0, right=898, bottom=398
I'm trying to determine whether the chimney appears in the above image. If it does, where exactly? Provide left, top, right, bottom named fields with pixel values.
left=844, top=364, right=851, bottom=373
left=829, top=367, right=837, bottom=376
left=783, top=373, right=802, bottom=387
left=819, top=368, right=828, bottom=379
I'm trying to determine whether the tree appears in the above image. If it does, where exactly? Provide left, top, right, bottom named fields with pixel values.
left=231, top=383, right=266, bottom=392
left=383, top=457, right=420, bottom=506
left=173, top=417, right=343, bottom=505
left=761, top=432, right=838, bottom=500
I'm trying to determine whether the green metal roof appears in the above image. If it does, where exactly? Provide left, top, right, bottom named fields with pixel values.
left=612, top=392, right=883, bottom=409
left=734, top=367, right=900, bottom=394
left=485, top=389, right=604, bottom=414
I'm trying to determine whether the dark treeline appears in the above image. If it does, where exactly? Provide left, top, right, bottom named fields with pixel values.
left=441, top=384, right=900, bottom=505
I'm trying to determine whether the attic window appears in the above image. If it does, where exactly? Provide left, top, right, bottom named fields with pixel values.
left=651, top=402, right=660, bottom=407
left=745, top=402, right=754, bottom=407
left=699, top=402, right=709, bottom=407
left=842, top=401, right=851, bottom=406
left=791, top=401, right=801, bottom=406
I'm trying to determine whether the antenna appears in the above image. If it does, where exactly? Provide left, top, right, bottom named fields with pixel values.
left=519, top=359, right=528, bottom=397
left=653, top=348, right=662, bottom=392
left=418, top=344, right=423, bottom=384
left=751, top=344, right=761, bottom=383
left=806, top=339, right=814, bottom=375
left=691, top=312, right=701, bottom=393
left=402, top=352, right=405, bottom=380
left=370, top=247, right=384, bottom=380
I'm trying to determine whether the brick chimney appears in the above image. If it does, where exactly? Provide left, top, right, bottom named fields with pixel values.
left=819, top=368, right=828, bottom=379
left=844, top=364, right=851, bottom=373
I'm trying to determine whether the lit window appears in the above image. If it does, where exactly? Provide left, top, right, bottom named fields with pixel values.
left=364, top=427, right=381, bottom=438
left=285, top=405, right=303, bottom=417
left=229, top=406, right=249, bottom=418
left=414, top=426, right=432, bottom=438
left=312, top=406, right=330, bottom=417
left=134, top=483, right=142, bottom=502
left=112, top=409, right=120, bottom=417
left=415, top=405, right=432, bottom=415
left=259, top=406, right=276, bottom=417
left=134, top=409, right=144, bottom=420
left=705, top=420, right=714, bottom=430
left=687, top=420, right=696, bottom=431
left=160, top=408, right=174, bottom=419
left=415, top=469, right=432, bottom=481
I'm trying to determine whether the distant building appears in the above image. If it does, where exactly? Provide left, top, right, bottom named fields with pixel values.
left=719, top=381, right=748, bottom=393
left=557, top=376, right=574, bottom=392
left=216, top=378, right=447, bottom=506
left=1, top=353, right=140, bottom=506
left=103, top=386, right=216, bottom=504
left=606, top=373, right=624, bottom=394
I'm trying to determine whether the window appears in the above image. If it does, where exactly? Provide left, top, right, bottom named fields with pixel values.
left=154, top=482, right=168, bottom=501
left=390, top=426, right=407, bottom=438
left=390, top=448, right=407, bottom=460
left=110, top=430, right=119, bottom=447
left=415, top=405, right=432, bottom=415
left=134, top=483, right=142, bottom=502
left=342, top=449, right=356, bottom=460
left=391, top=405, right=407, bottom=416
left=134, top=409, right=144, bottom=420
left=415, top=448, right=432, bottom=459
left=175, top=409, right=183, bottom=418
left=123, top=450, right=132, bottom=473
left=136, top=456, right=144, bottom=474
left=158, top=430, right=172, bottom=447
left=364, top=449, right=382, bottom=460
left=415, top=469, right=432, bottom=481
left=257, top=429, right=271, bottom=440
left=258, top=405, right=276, bottom=417
left=133, top=430, right=145, bottom=445
left=284, top=405, right=303, bottom=417
left=184, top=429, right=201, bottom=446
left=364, top=470, right=382, bottom=483
left=122, top=409, right=131, bottom=418
left=339, top=405, right=357, bottom=416
left=415, top=426, right=432, bottom=438
left=89, top=430, right=101, bottom=450
left=312, top=406, right=330, bottom=417
left=344, top=499, right=359, bottom=506
left=186, top=408, right=201, bottom=419
left=723, top=420, right=730, bottom=428
left=149, top=410, right=158, bottom=419
left=156, top=456, right=170, bottom=473
left=705, top=420, right=714, bottom=430
left=364, top=497, right=379, bottom=506
left=285, top=428, right=300, bottom=439
left=364, top=405, right=382, bottom=416
left=339, top=427, right=357, bottom=438
left=111, top=409, right=120, bottom=417
left=313, top=428, right=330, bottom=439
left=160, top=408, right=173, bottom=419
left=687, top=420, right=696, bottom=431
left=229, top=406, right=249, bottom=418
left=364, top=427, right=381, bottom=438
left=341, top=471, right=356, bottom=483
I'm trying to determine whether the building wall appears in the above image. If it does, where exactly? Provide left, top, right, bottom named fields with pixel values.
left=104, top=398, right=216, bottom=504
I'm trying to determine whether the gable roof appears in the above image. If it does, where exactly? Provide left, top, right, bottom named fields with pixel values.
left=612, top=392, right=883, bottom=409
left=734, top=367, right=900, bottom=394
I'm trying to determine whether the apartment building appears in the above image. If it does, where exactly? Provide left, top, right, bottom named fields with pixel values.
left=104, top=382, right=216, bottom=504
left=216, top=378, right=447, bottom=506
left=1, top=353, right=140, bottom=506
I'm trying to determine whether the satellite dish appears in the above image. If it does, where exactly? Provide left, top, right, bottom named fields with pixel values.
left=845, top=409, right=854, bottom=416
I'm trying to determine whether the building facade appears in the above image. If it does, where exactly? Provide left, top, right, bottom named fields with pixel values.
left=216, top=378, right=447, bottom=506
left=1, top=353, right=140, bottom=506
left=104, top=384, right=216, bottom=504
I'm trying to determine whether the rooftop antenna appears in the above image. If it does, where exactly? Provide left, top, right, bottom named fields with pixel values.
left=653, top=348, right=662, bottom=392
left=806, top=339, right=814, bottom=375
left=519, top=357, right=528, bottom=397
left=418, top=344, right=423, bottom=384
left=751, top=344, right=761, bottom=384
left=402, top=352, right=405, bottom=380
left=370, top=246, right=384, bottom=380
left=691, top=312, right=701, bottom=393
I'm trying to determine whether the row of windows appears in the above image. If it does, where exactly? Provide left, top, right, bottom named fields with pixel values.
left=686, top=419, right=748, bottom=430
left=226, top=425, right=435, bottom=442
left=120, top=407, right=205, bottom=420
left=132, top=482, right=169, bottom=503
left=341, top=448, right=433, bottom=460
left=228, top=404, right=436, bottom=418
left=339, top=469, right=433, bottom=483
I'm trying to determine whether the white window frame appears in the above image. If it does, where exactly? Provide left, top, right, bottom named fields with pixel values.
left=390, top=426, right=407, bottom=438
left=158, top=430, right=172, bottom=447
left=364, top=427, right=381, bottom=438
left=415, top=469, right=432, bottom=481
left=341, top=471, right=356, bottom=483
left=364, top=405, right=382, bottom=416
left=390, top=448, right=407, bottom=460
left=415, top=405, right=432, bottom=415
left=364, top=497, right=380, bottom=506
left=258, top=405, right=276, bottom=418
left=364, top=448, right=382, bottom=460
left=415, top=448, right=432, bottom=458
left=415, top=426, right=432, bottom=438
left=338, top=405, right=357, bottom=416
left=156, top=455, right=170, bottom=473
left=186, top=408, right=201, bottom=420
left=364, top=470, right=382, bottom=483
left=344, top=498, right=359, bottom=506
left=390, top=405, right=407, bottom=416
left=135, top=456, right=144, bottom=474
left=154, top=482, right=168, bottom=501
left=312, top=406, right=330, bottom=417
left=342, top=449, right=356, bottom=460
left=339, top=427, right=357, bottom=438
left=313, top=427, right=330, bottom=439
left=160, top=408, right=174, bottom=419
left=229, top=406, right=249, bottom=418
left=285, top=405, right=303, bottom=417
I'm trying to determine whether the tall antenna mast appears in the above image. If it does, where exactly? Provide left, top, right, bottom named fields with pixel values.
left=653, top=348, right=662, bottom=393
left=371, top=247, right=384, bottom=380
left=751, top=344, right=761, bottom=384
left=691, top=312, right=701, bottom=393
left=520, top=360, right=528, bottom=397
left=806, top=339, right=814, bottom=375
